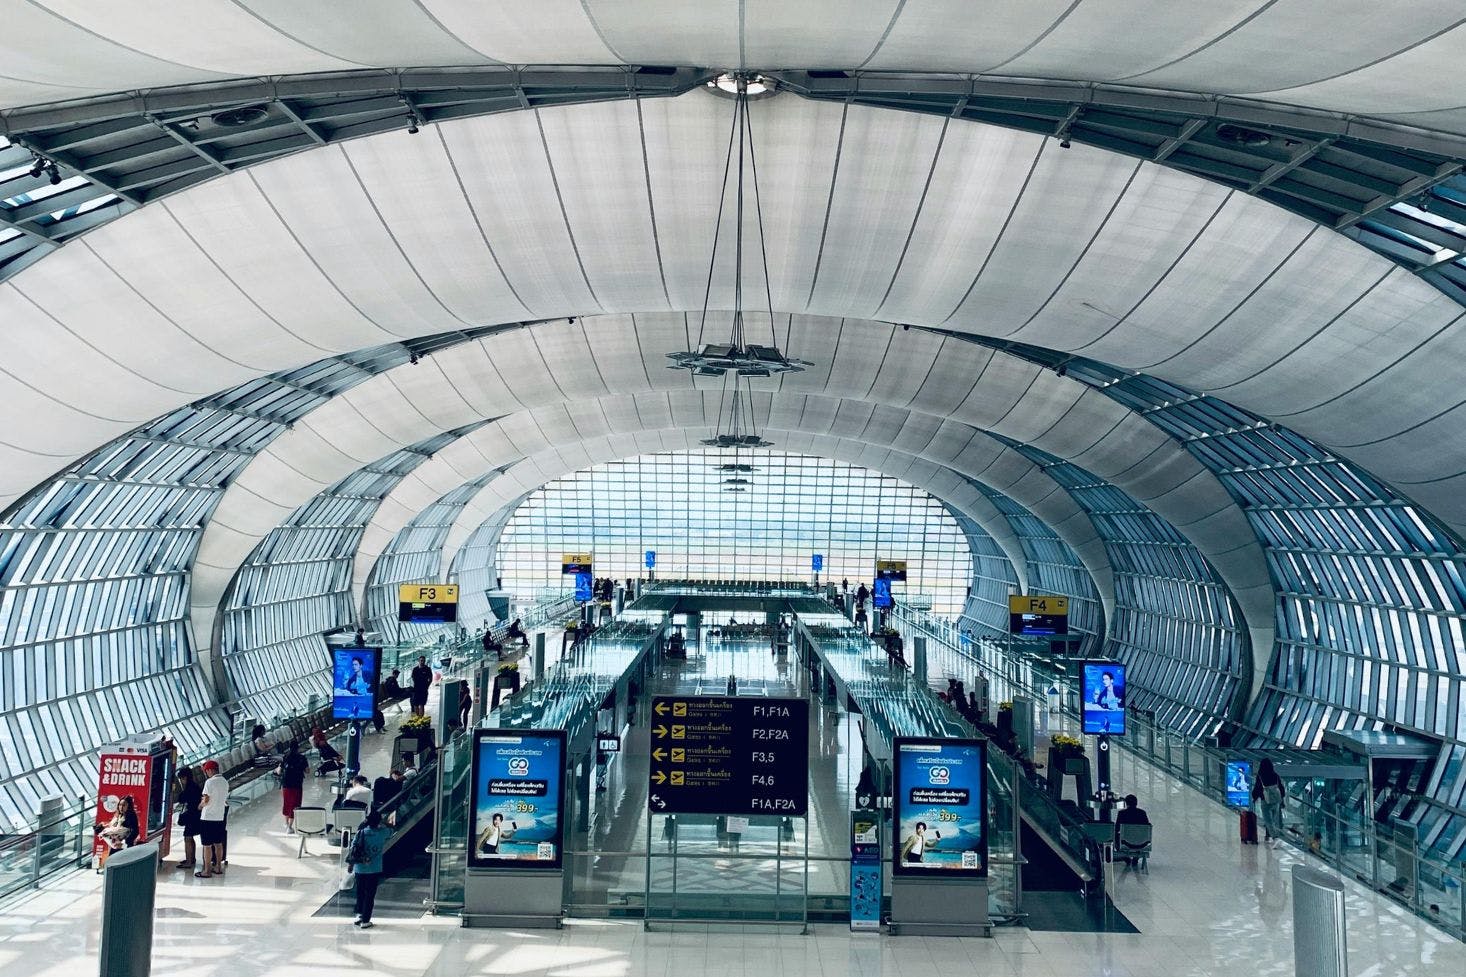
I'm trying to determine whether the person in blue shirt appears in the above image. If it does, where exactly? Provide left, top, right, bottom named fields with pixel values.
left=349, top=810, right=390, bottom=928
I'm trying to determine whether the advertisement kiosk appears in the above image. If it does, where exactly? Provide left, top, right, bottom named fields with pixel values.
left=92, top=733, right=174, bottom=868
left=462, top=728, right=568, bottom=928
left=889, top=736, right=990, bottom=936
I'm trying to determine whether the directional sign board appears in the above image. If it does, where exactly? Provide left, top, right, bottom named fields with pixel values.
left=648, top=695, right=809, bottom=816
left=1008, top=594, right=1069, bottom=636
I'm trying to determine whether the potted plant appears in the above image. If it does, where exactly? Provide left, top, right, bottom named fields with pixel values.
left=1046, top=733, right=1089, bottom=798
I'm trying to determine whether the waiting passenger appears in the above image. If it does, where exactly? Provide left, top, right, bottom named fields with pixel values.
left=382, top=669, right=405, bottom=700
left=506, top=619, right=527, bottom=644
left=1252, top=758, right=1286, bottom=847
left=372, top=773, right=402, bottom=809
left=343, top=775, right=374, bottom=808
left=1116, top=794, right=1150, bottom=827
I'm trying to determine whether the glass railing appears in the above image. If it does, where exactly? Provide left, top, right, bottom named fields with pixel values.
left=0, top=799, right=91, bottom=904
left=891, top=601, right=1466, bottom=941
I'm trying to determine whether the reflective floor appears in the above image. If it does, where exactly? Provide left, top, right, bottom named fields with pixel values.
left=3, top=641, right=1465, bottom=976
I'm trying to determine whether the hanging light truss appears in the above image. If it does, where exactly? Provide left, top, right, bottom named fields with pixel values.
left=668, top=72, right=810, bottom=380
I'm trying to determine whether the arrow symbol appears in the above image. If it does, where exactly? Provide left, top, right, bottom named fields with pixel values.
left=654, top=725, right=668, bottom=738
left=652, top=748, right=666, bottom=762
left=652, top=771, right=667, bottom=785
left=654, top=702, right=669, bottom=716
left=651, top=795, right=666, bottom=810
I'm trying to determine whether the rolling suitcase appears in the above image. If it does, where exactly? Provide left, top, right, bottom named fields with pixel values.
left=1239, top=809, right=1259, bottom=845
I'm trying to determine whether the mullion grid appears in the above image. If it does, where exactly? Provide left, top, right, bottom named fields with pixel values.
left=491, top=449, right=971, bottom=615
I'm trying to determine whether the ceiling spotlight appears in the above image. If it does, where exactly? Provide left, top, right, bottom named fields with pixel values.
left=46, top=163, right=60, bottom=186
left=409, top=351, right=420, bottom=365
left=28, top=155, right=45, bottom=179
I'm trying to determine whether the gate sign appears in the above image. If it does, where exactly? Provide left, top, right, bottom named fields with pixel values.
left=648, top=696, right=809, bottom=816
left=561, top=552, right=594, bottom=574
left=1008, top=594, right=1069, bottom=636
left=398, top=583, right=459, bottom=623
left=875, top=559, right=907, bottom=581
left=812, top=553, right=823, bottom=572
left=645, top=550, right=656, bottom=569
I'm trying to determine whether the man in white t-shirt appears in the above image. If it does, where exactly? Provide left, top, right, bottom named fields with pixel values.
left=197, top=759, right=230, bottom=879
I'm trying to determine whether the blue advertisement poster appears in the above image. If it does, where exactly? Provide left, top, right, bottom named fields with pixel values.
left=574, top=570, right=593, bottom=602
left=330, top=646, right=380, bottom=721
left=1080, top=660, right=1127, bottom=735
left=893, top=737, right=987, bottom=877
left=872, top=577, right=893, bottom=609
left=468, top=730, right=566, bottom=870
left=1226, top=760, right=1253, bottom=808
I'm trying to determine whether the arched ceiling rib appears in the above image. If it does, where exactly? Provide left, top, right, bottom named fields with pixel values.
left=182, top=312, right=1272, bottom=697
left=350, top=396, right=1036, bottom=606
left=5, top=1, right=1466, bottom=134
left=1, top=91, right=1463, bottom=560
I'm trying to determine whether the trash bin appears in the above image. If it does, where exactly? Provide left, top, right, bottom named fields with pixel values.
left=1292, top=864, right=1347, bottom=977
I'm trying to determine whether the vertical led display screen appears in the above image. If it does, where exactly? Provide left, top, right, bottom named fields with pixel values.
left=468, top=729, right=566, bottom=870
left=893, top=737, right=987, bottom=877
left=1225, top=760, right=1253, bottom=809
left=1080, top=660, right=1127, bottom=735
left=331, top=647, right=380, bottom=721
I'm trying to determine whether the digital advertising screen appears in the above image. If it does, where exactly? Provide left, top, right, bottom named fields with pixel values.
left=1080, top=660, right=1126, bottom=735
left=1225, top=760, right=1253, bottom=809
left=330, top=646, right=380, bottom=721
left=893, top=737, right=987, bottom=878
left=872, top=577, right=893, bottom=609
left=468, top=729, right=566, bottom=870
left=574, top=570, right=594, bottom=602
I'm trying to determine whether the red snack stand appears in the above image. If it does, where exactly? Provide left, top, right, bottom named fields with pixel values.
left=92, top=734, right=175, bottom=867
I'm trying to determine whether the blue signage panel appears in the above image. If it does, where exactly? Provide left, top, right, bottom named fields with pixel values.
left=468, top=729, right=566, bottom=870
left=645, top=549, right=656, bottom=569
left=330, top=646, right=380, bottom=721
left=574, top=570, right=593, bottom=602
left=872, top=577, right=893, bottom=609
left=1226, top=760, right=1253, bottom=809
left=812, top=553, right=823, bottom=572
left=1080, top=660, right=1127, bottom=735
left=893, top=737, right=987, bottom=877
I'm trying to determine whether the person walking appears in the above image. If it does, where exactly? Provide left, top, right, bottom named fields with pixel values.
left=1253, top=758, right=1286, bottom=847
left=196, top=760, right=230, bottom=879
left=276, top=741, right=308, bottom=834
left=348, top=810, right=390, bottom=928
left=409, top=655, right=433, bottom=717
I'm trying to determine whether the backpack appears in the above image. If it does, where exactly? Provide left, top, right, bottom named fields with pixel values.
left=345, top=829, right=367, bottom=866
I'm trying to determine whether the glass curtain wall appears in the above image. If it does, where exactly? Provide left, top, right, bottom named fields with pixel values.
left=219, top=432, right=470, bottom=720
left=493, top=449, right=974, bottom=615
left=952, top=512, right=1018, bottom=636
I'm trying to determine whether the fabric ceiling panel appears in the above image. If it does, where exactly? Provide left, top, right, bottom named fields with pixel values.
left=862, top=0, right=1078, bottom=71
left=438, top=110, right=600, bottom=315
left=1079, top=195, right=1317, bottom=365
left=877, top=123, right=1043, bottom=323
left=539, top=100, right=670, bottom=312
left=1123, top=1, right=1466, bottom=97
left=584, top=0, right=741, bottom=66
left=39, top=0, right=358, bottom=76
left=992, top=0, right=1264, bottom=81
left=1010, top=169, right=1235, bottom=351
left=1140, top=232, right=1393, bottom=383
left=745, top=97, right=844, bottom=313
left=158, top=178, right=401, bottom=353
left=742, top=0, right=902, bottom=66
left=79, top=205, right=327, bottom=372
left=948, top=143, right=1140, bottom=331
left=237, top=0, right=490, bottom=66
left=342, top=132, right=533, bottom=323
left=1277, top=29, right=1466, bottom=116
left=249, top=149, right=474, bottom=339
left=1220, top=272, right=1465, bottom=416
left=416, top=0, right=614, bottom=63
left=804, top=107, right=946, bottom=315
left=867, top=327, right=945, bottom=406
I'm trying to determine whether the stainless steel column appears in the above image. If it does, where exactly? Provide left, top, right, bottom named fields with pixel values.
left=1292, top=864, right=1348, bottom=977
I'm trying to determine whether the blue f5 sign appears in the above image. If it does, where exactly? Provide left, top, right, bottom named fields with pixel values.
left=644, top=550, right=656, bottom=569
left=812, top=554, right=824, bottom=572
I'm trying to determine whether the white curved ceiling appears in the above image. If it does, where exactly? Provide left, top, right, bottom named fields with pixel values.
left=4, top=91, right=1463, bottom=551
left=4, top=2, right=1466, bottom=137
left=181, top=313, right=1274, bottom=699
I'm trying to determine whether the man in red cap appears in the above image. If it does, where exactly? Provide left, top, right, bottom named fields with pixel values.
left=196, top=760, right=230, bottom=879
